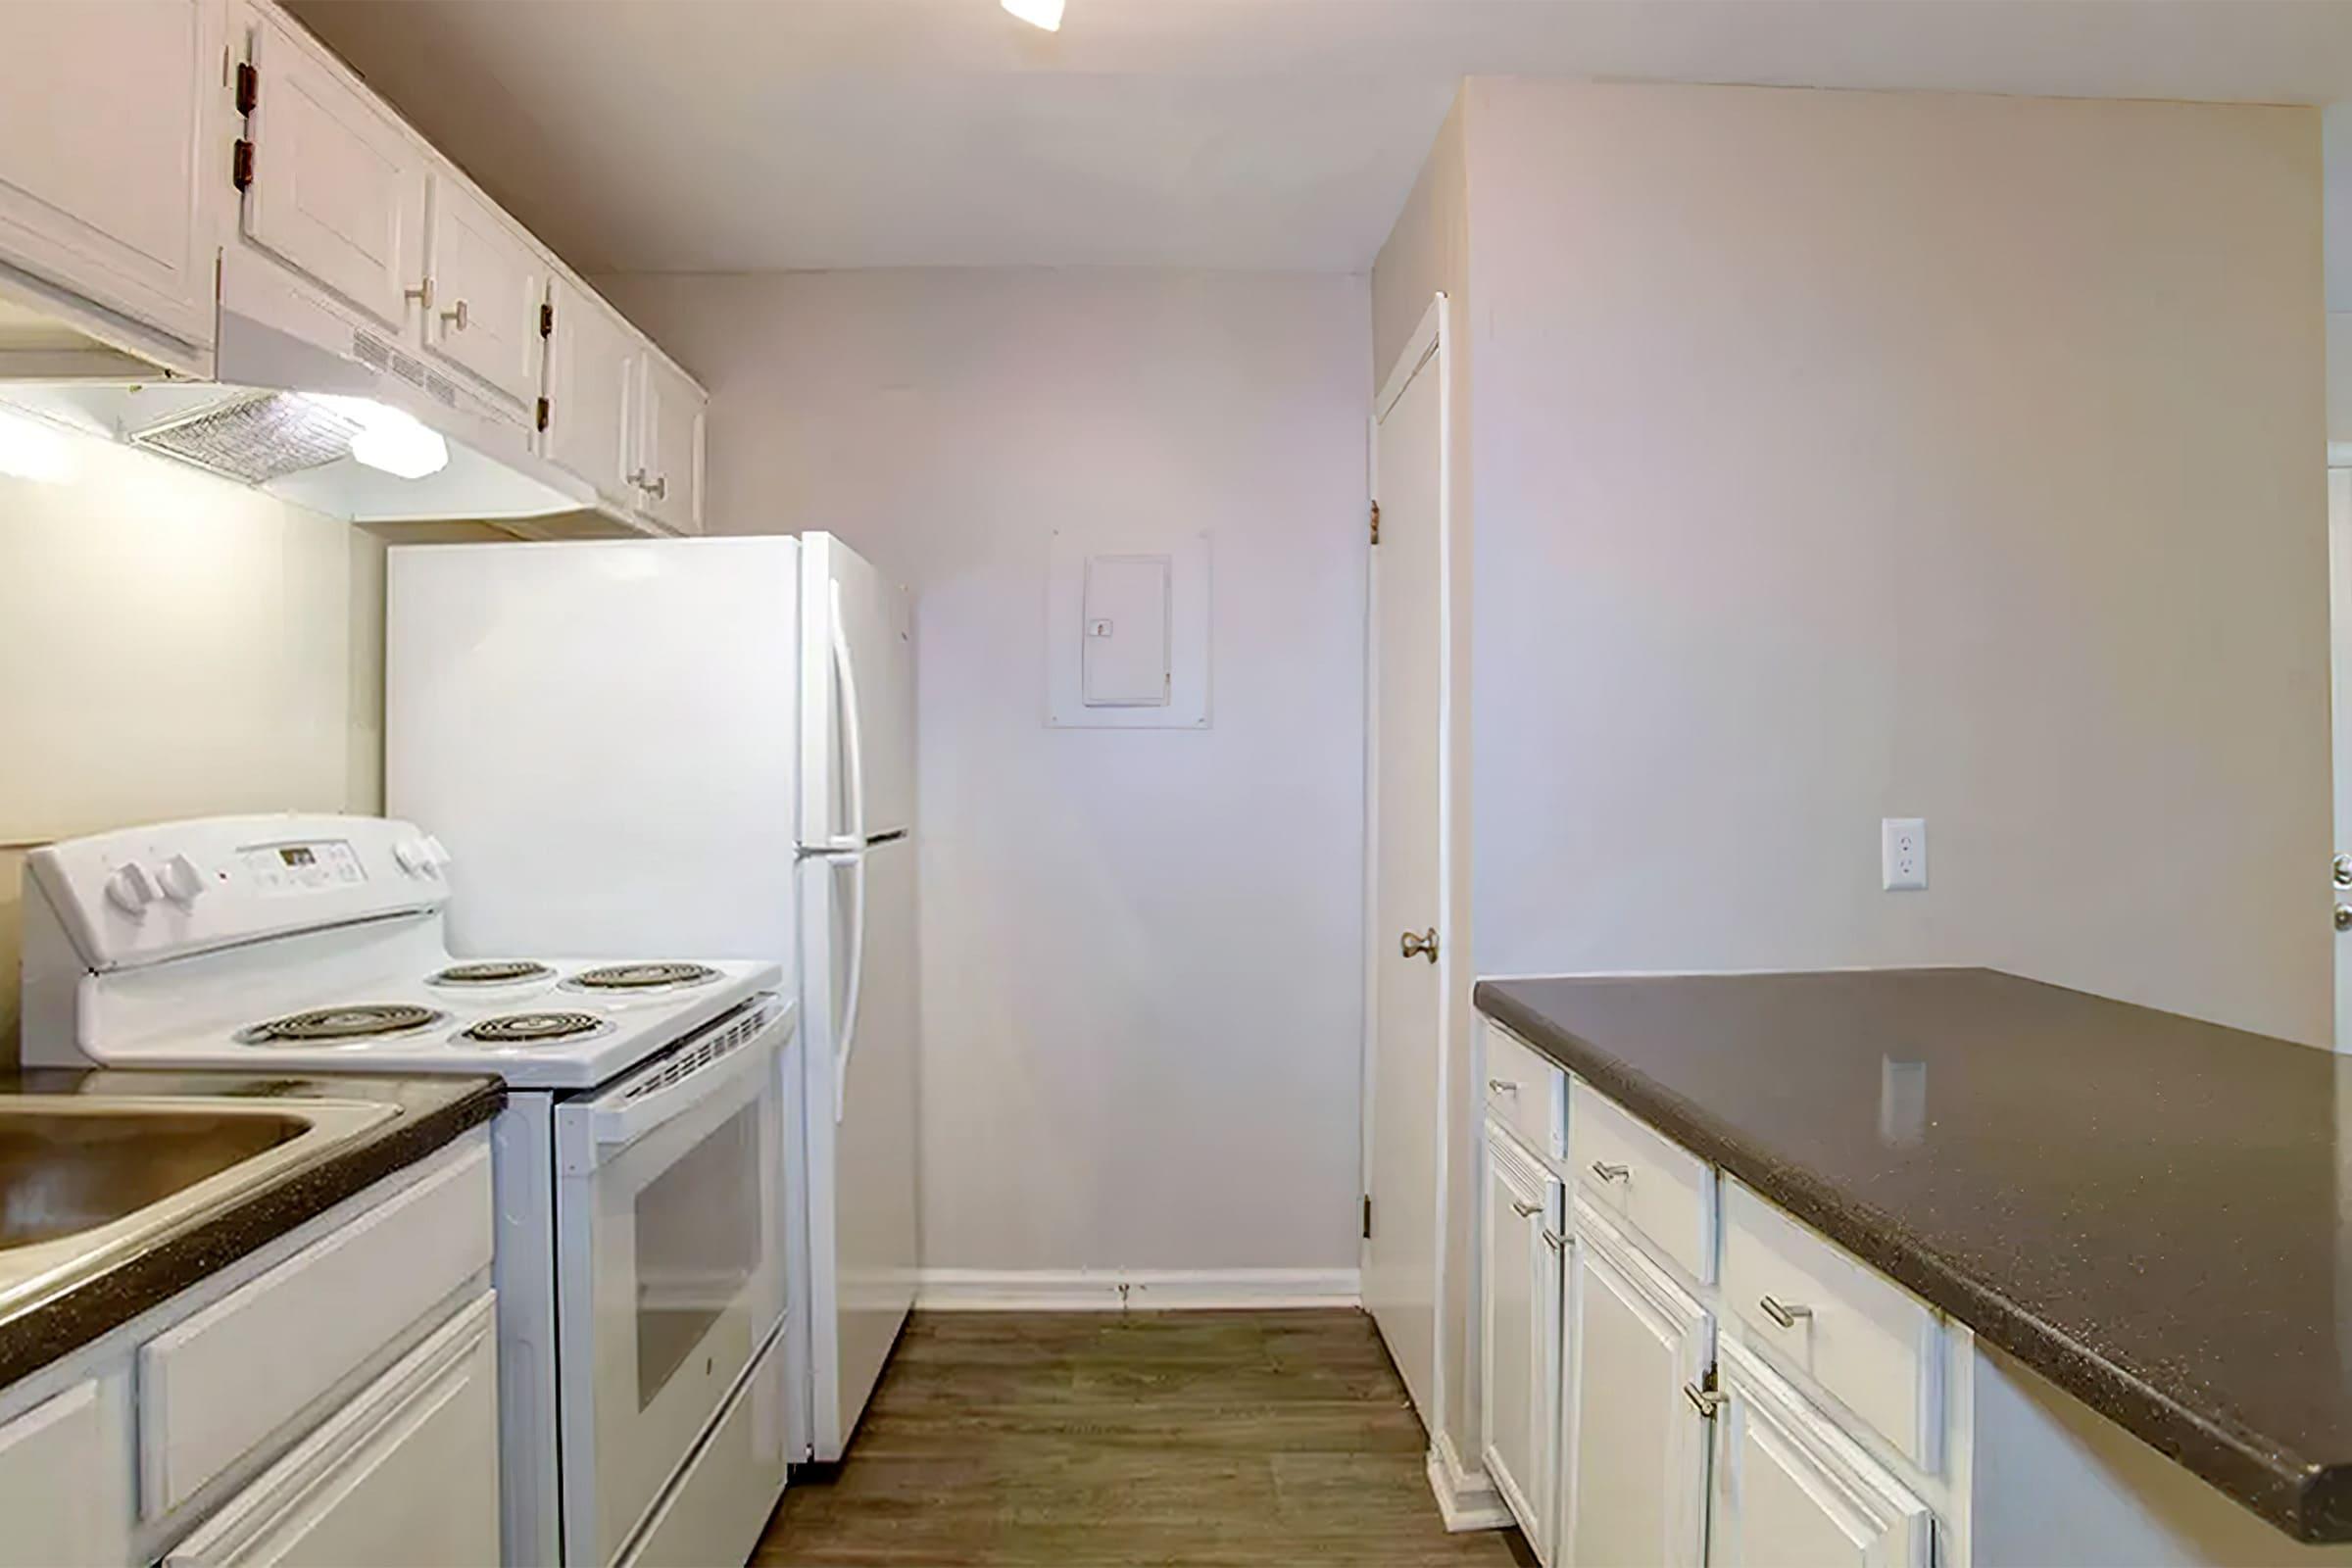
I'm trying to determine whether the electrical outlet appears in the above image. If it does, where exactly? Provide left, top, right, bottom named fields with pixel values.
left=1883, top=817, right=1928, bottom=891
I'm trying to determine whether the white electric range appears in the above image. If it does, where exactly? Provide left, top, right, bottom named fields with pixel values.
left=19, top=812, right=798, bottom=1568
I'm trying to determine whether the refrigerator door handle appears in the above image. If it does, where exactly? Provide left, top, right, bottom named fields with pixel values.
left=828, top=575, right=871, bottom=1120
left=834, top=849, right=867, bottom=1121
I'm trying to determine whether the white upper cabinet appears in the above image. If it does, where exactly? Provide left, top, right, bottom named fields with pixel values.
left=1482, top=1118, right=1563, bottom=1562
left=0, top=0, right=223, bottom=353
left=421, top=172, right=547, bottom=412
left=239, top=6, right=427, bottom=335
left=1707, top=1339, right=1930, bottom=1568
left=1561, top=1203, right=1711, bottom=1568
left=636, top=349, right=707, bottom=533
left=541, top=276, right=639, bottom=507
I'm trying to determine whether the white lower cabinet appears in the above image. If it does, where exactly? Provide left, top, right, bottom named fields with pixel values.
left=1707, top=1338, right=1931, bottom=1568
left=0, top=1379, right=130, bottom=1568
left=164, top=1292, right=499, bottom=1568
left=1482, top=1116, right=1564, bottom=1558
left=1560, top=1200, right=1711, bottom=1568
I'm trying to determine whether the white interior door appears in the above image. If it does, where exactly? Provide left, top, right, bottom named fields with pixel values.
left=1363, top=295, right=1450, bottom=1429
left=2331, top=465, right=2352, bottom=1052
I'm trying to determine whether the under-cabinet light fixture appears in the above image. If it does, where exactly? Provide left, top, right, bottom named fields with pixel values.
left=1002, top=0, right=1063, bottom=30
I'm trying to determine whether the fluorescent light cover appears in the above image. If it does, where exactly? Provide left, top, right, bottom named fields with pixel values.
left=0, top=408, right=75, bottom=484
left=303, top=394, right=451, bottom=480
left=1002, top=0, right=1062, bottom=29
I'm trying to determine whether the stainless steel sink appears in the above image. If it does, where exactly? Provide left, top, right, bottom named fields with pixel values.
left=0, top=1096, right=398, bottom=1314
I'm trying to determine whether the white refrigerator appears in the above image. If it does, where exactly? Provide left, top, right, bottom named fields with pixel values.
left=385, top=532, right=920, bottom=1467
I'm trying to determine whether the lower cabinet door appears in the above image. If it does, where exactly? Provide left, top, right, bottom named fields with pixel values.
left=164, top=1293, right=499, bottom=1568
left=1706, top=1337, right=1930, bottom=1568
left=1481, top=1118, right=1563, bottom=1560
left=1560, top=1200, right=1710, bottom=1567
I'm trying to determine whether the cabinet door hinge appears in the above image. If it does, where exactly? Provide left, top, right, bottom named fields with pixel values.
left=1368, top=500, right=1381, bottom=547
left=535, top=397, right=550, bottom=433
left=540, top=302, right=555, bottom=338
left=234, top=61, right=259, bottom=117
left=1361, top=1195, right=1373, bottom=1240
left=231, top=139, right=255, bottom=191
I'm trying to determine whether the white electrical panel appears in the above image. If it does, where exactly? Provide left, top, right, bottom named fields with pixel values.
left=1047, top=530, right=1210, bottom=728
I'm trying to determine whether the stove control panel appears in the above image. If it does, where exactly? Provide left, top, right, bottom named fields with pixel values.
left=27, top=813, right=449, bottom=971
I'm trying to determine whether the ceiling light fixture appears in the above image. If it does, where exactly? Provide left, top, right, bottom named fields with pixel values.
left=1002, top=0, right=1063, bottom=31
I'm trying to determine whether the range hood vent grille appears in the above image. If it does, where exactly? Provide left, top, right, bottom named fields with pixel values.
left=129, top=391, right=361, bottom=485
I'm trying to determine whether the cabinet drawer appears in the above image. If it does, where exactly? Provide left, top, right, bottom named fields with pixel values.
left=1570, top=1081, right=1714, bottom=1284
left=139, top=1140, right=493, bottom=1517
left=1721, top=1177, right=1942, bottom=1470
left=164, top=1293, right=499, bottom=1568
left=1484, top=1025, right=1564, bottom=1161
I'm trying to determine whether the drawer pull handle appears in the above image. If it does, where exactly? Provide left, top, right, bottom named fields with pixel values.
left=1590, top=1160, right=1630, bottom=1184
left=1683, top=1382, right=1726, bottom=1418
left=1510, top=1200, right=1543, bottom=1219
left=1759, top=1295, right=1814, bottom=1329
left=1542, top=1229, right=1567, bottom=1253
left=1488, top=1078, right=1519, bottom=1095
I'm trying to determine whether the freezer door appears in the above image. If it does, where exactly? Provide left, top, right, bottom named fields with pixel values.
left=386, top=537, right=801, bottom=959
left=800, top=533, right=915, bottom=846
left=799, top=833, right=917, bottom=1460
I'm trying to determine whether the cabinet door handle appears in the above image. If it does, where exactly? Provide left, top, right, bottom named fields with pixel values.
left=440, top=298, right=468, bottom=331
left=405, top=277, right=433, bottom=308
left=1683, top=1382, right=1726, bottom=1418
left=629, top=469, right=669, bottom=501
left=1590, top=1160, right=1630, bottom=1184
left=1509, top=1199, right=1542, bottom=1219
left=1542, top=1229, right=1566, bottom=1253
left=1759, top=1295, right=1813, bottom=1329
left=1487, top=1078, right=1519, bottom=1096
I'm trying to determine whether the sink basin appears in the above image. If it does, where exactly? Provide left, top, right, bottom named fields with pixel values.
left=0, top=1096, right=398, bottom=1315
left=0, top=1107, right=312, bottom=1250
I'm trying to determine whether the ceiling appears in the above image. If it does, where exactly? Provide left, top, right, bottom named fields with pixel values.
left=286, top=0, right=2352, bottom=276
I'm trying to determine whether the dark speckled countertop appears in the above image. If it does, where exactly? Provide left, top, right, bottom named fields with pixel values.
left=1476, top=967, right=2352, bottom=1544
left=0, top=1069, right=502, bottom=1389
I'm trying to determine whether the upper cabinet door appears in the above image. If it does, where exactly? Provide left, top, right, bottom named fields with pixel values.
left=542, top=277, right=640, bottom=506
left=1707, top=1340, right=1930, bottom=1568
left=241, top=9, right=426, bottom=334
left=422, top=173, right=547, bottom=411
left=637, top=352, right=707, bottom=534
left=0, top=0, right=222, bottom=351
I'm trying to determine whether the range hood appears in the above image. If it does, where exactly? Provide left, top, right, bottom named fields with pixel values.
left=0, top=248, right=635, bottom=533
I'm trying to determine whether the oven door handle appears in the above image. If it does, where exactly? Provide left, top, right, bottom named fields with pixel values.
left=559, top=1020, right=777, bottom=1174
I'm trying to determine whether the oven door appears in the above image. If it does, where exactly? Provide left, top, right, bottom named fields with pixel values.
left=554, top=1000, right=790, bottom=1567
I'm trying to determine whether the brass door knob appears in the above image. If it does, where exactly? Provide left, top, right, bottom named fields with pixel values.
left=1399, top=928, right=1439, bottom=962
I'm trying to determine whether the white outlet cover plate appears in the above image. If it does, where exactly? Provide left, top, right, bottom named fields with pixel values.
left=1882, top=817, right=1928, bottom=891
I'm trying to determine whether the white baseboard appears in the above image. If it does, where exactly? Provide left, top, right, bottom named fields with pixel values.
left=1426, top=1429, right=1514, bottom=1533
left=914, top=1268, right=1361, bottom=1311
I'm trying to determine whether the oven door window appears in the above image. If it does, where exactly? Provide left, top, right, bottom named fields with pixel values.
left=633, top=1099, right=760, bottom=1407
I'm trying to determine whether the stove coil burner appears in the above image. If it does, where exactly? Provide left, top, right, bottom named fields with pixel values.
left=568, top=962, right=719, bottom=992
left=238, top=1004, right=447, bottom=1045
left=462, top=1010, right=610, bottom=1047
left=429, top=961, right=556, bottom=987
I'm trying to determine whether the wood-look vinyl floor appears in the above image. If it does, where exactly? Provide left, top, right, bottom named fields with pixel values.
left=753, top=1309, right=1536, bottom=1567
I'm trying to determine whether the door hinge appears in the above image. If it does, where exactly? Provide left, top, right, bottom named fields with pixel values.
left=540, top=302, right=555, bottom=338
left=1368, top=500, right=1381, bottom=547
left=535, top=397, right=550, bottom=433
left=230, top=139, right=255, bottom=191
left=1361, top=1195, right=1373, bottom=1240
left=234, top=61, right=259, bottom=117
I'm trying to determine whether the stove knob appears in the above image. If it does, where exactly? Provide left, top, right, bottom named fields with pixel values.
left=394, top=838, right=431, bottom=877
left=105, top=861, right=160, bottom=918
left=158, top=854, right=206, bottom=907
left=421, top=835, right=451, bottom=877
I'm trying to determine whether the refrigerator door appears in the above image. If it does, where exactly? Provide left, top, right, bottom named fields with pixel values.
left=800, top=533, right=915, bottom=847
left=386, top=537, right=802, bottom=959
left=799, top=828, right=918, bottom=1460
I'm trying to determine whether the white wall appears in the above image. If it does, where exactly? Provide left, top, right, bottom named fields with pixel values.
left=0, top=428, right=385, bottom=1056
left=600, top=269, right=1373, bottom=1278
left=1464, top=81, right=2328, bottom=1047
